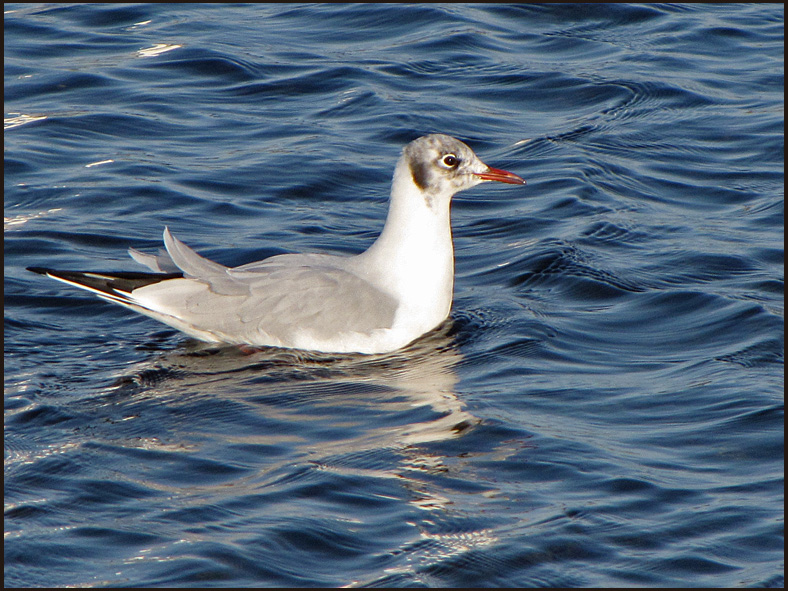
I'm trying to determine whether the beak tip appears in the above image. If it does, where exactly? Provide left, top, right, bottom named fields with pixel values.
left=475, top=166, right=526, bottom=185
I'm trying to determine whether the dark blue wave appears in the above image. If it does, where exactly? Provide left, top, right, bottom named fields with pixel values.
left=4, top=3, right=783, bottom=588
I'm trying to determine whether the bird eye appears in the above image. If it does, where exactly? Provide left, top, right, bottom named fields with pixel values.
left=442, top=154, right=459, bottom=168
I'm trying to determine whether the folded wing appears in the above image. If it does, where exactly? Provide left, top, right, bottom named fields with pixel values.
left=31, top=228, right=399, bottom=349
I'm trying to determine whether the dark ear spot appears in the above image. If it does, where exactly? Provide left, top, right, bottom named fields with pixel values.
left=409, top=157, right=429, bottom=191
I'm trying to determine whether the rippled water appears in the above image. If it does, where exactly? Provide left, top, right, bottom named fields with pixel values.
left=5, top=4, right=784, bottom=587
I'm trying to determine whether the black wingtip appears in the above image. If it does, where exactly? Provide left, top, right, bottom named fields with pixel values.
left=27, top=267, right=184, bottom=294
left=27, top=266, right=52, bottom=276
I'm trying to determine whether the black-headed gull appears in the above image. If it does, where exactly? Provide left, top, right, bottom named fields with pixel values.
left=29, top=134, right=525, bottom=354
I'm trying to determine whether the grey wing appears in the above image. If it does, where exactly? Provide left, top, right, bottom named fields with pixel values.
left=130, top=264, right=398, bottom=347
left=128, top=247, right=180, bottom=273
left=127, top=228, right=398, bottom=347
left=236, top=264, right=399, bottom=346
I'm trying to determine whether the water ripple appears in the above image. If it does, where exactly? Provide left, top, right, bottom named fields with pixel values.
left=4, top=3, right=782, bottom=588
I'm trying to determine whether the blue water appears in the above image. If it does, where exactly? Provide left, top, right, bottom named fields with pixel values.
left=4, top=3, right=783, bottom=587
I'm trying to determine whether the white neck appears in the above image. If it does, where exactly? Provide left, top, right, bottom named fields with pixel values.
left=352, top=155, right=455, bottom=330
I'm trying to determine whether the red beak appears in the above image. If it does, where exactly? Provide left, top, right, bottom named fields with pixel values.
left=474, top=166, right=525, bottom=185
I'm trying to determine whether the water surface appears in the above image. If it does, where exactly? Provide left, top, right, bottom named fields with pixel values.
left=4, top=4, right=783, bottom=587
